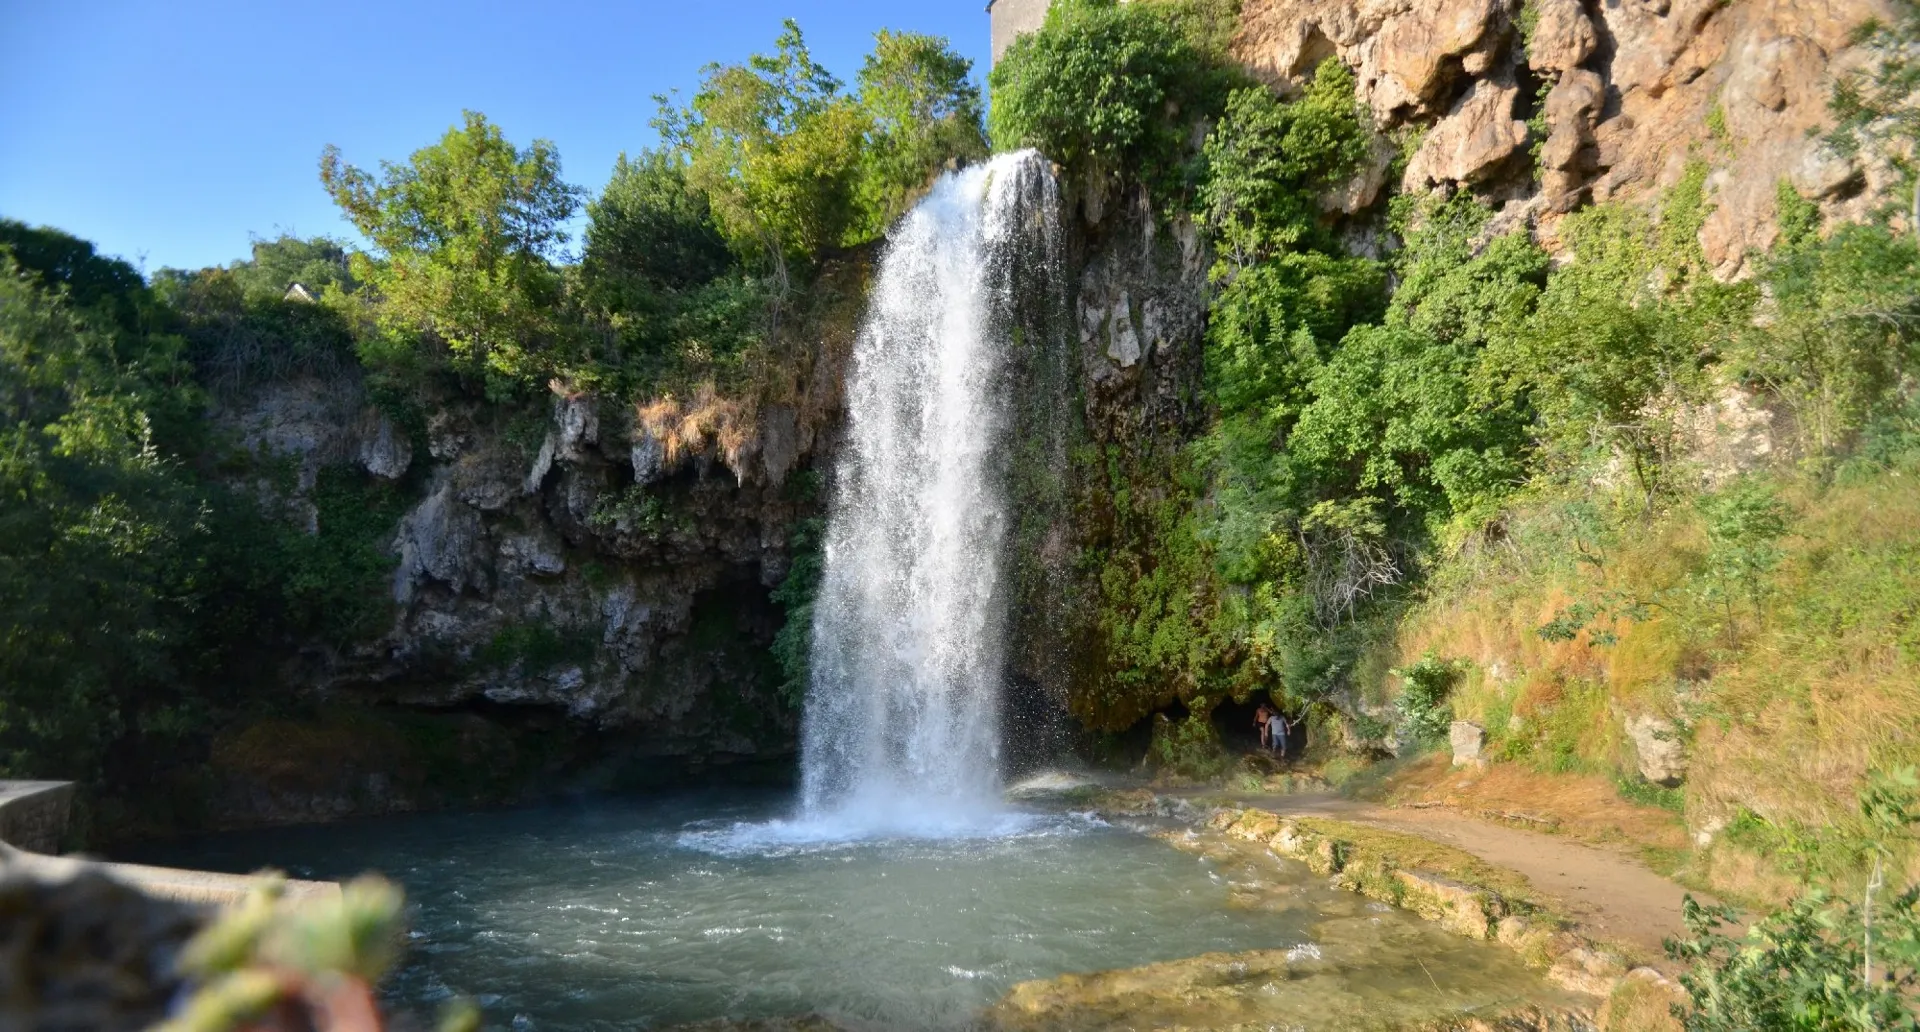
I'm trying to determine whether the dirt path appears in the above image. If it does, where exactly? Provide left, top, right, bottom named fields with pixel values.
left=1221, top=792, right=1710, bottom=961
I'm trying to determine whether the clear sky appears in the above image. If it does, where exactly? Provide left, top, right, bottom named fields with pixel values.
left=0, top=1, right=993, bottom=274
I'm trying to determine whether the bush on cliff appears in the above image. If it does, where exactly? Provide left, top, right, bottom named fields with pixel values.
left=988, top=0, right=1238, bottom=199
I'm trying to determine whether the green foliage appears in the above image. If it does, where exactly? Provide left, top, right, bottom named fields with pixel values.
left=1733, top=221, right=1920, bottom=460
left=1148, top=704, right=1234, bottom=779
left=153, top=245, right=359, bottom=393
left=1392, top=653, right=1461, bottom=744
left=1484, top=170, right=1754, bottom=504
left=588, top=484, right=681, bottom=535
left=988, top=0, right=1236, bottom=197
left=278, top=466, right=414, bottom=644
left=321, top=111, right=584, bottom=392
left=852, top=30, right=988, bottom=234
left=1616, top=772, right=1687, bottom=812
left=479, top=622, right=596, bottom=672
left=1199, top=64, right=1370, bottom=265
left=1829, top=0, right=1920, bottom=218
left=0, top=246, right=210, bottom=782
left=1692, top=477, right=1792, bottom=647
left=1671, top=770, right=1920, bottom=1031
left=160, top=874, right=477, bottom=1032
left=584, top=150, right=735, bottom=295
left=1080, top=448, right=1235, bottom=729
left=658, top=21, right=868, bottom=280
left=770, top=517, right=825, bottom=707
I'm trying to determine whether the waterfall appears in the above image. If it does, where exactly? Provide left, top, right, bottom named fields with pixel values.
left=798, top=151, right=1061, bottom=835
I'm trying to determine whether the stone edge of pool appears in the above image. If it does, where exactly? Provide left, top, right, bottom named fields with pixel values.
left=0, top=779, right=340, bottom=907
left=1039, top=789, right=1687, bottom=1029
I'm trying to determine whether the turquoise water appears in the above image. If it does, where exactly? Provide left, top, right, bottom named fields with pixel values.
left=129, top=790, right=1557, bottom=1030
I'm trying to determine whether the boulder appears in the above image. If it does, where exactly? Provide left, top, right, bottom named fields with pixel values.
left=1395, top=868, right=1505, bottom=938
left=390, top=481, right=491, bottom=605
left=1626, top=714, right=1688, bottom=787
left=1403, top=80, right=1530, bottom=187
left=1527, top=0, right=1599, bottom=74
left=1451, top=720, right=1487, bottom=768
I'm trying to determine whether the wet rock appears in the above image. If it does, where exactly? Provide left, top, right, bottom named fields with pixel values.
left=1626, top=714, right=1688, bottom=787
left=1395, top=868, right=1505, bottom=938
left=1451, top=720, right=1488, bottom=768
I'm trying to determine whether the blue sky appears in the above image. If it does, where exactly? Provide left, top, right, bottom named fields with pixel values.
left=0, top=1, right=992, bottom=274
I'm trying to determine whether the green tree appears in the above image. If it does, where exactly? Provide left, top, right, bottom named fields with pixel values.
left=584, top=150, right=735, bottom=295
left=658, top=21, right=868, bottom=287
left=225, top=235, right=358, bottom=302
left=853, top=30, right=988, bottom=234
left=988, top=0, right=1233, bottom=198
left=1288, top=195, right=1547, bottom=527
left=0, top=251, right=205, bottom=782
left=1198, top=65, right=1370, bottom=270
left=320, top=111, right=584, bottom=390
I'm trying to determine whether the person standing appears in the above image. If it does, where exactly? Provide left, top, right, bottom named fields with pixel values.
left=1254, top=704, right=1273, bottom=752
left=1271, top=711, right=1292, bottom=760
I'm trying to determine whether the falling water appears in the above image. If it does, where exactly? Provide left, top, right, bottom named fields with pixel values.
left=799, top=151, right=1061, bottom=835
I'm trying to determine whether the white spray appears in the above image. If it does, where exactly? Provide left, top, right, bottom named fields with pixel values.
left=798, top=151, right=1061, bottom=836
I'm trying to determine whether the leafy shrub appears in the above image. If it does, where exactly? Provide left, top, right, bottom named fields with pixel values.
left=322, top=111, right=584, bottom=393
left=770, top=517, right=825, bottom=707
left=1670, top=770, right=1920, bottom=1031
left=1392, top=653, right=1462, bottom=745
left=279, top=466, right=415, bottom=644
left=1691, top=478, right=1792, bottom=648
left=1148, top=704, right=1234, bottom=780
left=989, top=0, right=1235, bottom=197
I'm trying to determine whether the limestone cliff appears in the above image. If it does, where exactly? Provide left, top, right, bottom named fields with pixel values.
left=197, top=264, right=866, bottom=825
left=1234, top=0, right=1890, bottom=274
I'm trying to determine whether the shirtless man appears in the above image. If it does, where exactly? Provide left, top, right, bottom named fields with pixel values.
left=1254, top=704, right=1274, bottom=752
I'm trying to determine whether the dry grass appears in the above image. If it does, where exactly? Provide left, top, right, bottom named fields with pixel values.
left=1596, top=969, right=1687, bottom=1032
left=1377, top=755, right=1689, bottom=853
left=1376, top=464, right=1920, bottom=900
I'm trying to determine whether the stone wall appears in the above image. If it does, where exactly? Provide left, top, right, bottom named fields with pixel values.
left=0, top=781, right=74, bottom=853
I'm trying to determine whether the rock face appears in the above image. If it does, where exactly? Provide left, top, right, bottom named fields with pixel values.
left=1626, top=714, right=1688, bottom=787
left=204, top=262, right=864, bottom=824
left=1235, top=0, right=1895, bottom=274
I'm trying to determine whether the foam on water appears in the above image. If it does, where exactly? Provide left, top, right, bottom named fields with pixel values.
left=675, top=805, right=1094, bottom=859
